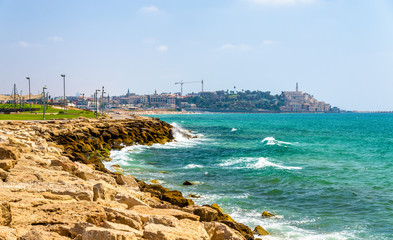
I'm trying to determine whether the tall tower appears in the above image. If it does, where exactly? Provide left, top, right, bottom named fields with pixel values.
left=296, top=82, right=299, bottom=92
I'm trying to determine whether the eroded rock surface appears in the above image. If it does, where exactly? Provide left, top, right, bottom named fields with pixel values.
left=0, top=117, right=265, bottom=239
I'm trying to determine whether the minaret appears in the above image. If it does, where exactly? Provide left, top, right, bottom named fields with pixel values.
left=296, top=82, right=298, bottom=92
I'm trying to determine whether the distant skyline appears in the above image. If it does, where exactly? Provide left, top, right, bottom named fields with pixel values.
left=0, top=0, right=392, bottom=111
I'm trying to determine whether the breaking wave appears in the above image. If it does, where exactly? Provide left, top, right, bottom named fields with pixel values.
left=184, top=164, right=204, bottom=169
left=262, top=137, right=292, bottom=146
left=218, top=157, right=302, bottom=170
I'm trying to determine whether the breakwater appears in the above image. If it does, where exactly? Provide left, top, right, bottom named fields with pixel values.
left=0, top=116, right=267, bottom=239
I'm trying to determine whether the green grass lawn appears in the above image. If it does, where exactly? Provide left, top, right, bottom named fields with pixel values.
left=0, top=104, right=99, bottom=120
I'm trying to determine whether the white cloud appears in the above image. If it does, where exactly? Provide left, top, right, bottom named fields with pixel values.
left=140, top=5, right=160, bottom=13
left=220, top=43, right=251, bottom=51
left=250, top=0, right=317, bottom=6
left=157, top=45, right=168, bottom=52
left=19, top=41, right=31, bottom=47
left=48, top=36, right=64, bottom=42
left=263, top=40, right=276, bottom=45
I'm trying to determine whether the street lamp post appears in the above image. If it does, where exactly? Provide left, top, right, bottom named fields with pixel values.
left=101, top=86, right=105, bottom=115
left=26, top=77, right=31, bottom=112
left=46, top=92, right=49, bottom=110
left=42, top=86, right=47, bottom=120
left=61, top=74, right=66, bottom=112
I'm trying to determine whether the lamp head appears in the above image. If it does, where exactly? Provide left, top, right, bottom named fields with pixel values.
left=61, top=74, right=65, bottom=77
left=26, top=77, right=30, bottom=80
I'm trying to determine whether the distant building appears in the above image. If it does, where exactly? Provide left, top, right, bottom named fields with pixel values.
left=280, top=83, right=333, bottom=112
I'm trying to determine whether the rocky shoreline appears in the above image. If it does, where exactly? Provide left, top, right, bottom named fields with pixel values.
left=0, top=116, right=269, bottom=239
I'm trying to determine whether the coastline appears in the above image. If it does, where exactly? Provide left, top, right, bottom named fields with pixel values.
left=0, top=116, right=267, bottom=239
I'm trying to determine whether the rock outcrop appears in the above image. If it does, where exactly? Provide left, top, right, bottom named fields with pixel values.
left=0, top=117, right=266, bottom=239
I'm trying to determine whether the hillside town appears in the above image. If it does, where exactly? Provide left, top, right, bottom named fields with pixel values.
left=0, top=83, right=340, bottom=113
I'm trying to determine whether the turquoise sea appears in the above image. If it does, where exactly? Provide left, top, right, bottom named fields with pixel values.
left=108, top=113, right=393, bottom=239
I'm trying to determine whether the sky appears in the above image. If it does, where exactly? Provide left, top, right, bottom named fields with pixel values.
left=0, top=0, right=393, bottom=111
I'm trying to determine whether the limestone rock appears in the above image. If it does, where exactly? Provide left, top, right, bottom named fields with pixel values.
left=182, top=205, right=218, bottom=222
left=143, top=219, right=209, bottom=240
left=0, top=145, right=20, bottom=160
left=0, top=168, right=8, bottom=181
left=220, top=221, right=254, bottom=240
left=0, top=226, right=16, bottom=240
left=210, top=203, right=224, bottom=214
left=261, top=211, right=275, bottom=218
left=41, top=192, right=74, bottom=201
left=93, top=183, right=116, bottom=201
left=0, top=202, right=12, bottom=226
left=253, top=225, right=270, bottom=236
left=150, top=179, right=160, bottom=184
left=162, top=190, right=194, bottom=207
left=207, top=203, right=235, bottom=222
left=143, top=215, right=178, bottom=227
left=71, top=222, right=138, bottom=240
left=104, top=207, right=142, bottom=231
left=19, top=227, right=69, bottom=240
left=132, top=205, right=200, bottom=222
left=82, top=226, right=138, bottom=240
left=116, top=175, right=139, bottom=190
left=102, top=221, right=142, bottom=237
left=0, top=160, right=16, bottom=171
left=114, top=193, right=149, bottom=209
left=204, top=222, right=246, bottom=240
left=183, top=180, right=193, bottom=185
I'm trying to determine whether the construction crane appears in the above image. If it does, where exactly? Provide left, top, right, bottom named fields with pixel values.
left=175, top=81, right=200, bottom=97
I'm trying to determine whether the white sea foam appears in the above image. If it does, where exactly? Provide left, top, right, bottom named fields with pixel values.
left=231, top=128, right=238, bottom=132
left=218, top=157, right=302, bottom=170
left=184, top=164, right=204, bottom=169
left=108, top=122, right=207, bottom=170
left=227, top=208, right=355, bottom=240
left=148, top=122, right=206, bottom=149
left=262, top=137, right=292, bottom=146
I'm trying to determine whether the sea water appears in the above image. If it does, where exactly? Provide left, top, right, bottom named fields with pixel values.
left=108, top=113, right=393, bottom=239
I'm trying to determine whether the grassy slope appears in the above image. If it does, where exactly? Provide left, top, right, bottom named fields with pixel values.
left=0, top=104, right=97, bottom=120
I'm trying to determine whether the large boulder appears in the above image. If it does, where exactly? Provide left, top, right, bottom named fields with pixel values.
left=132, top=205, right=200, bottom=222
left=162, top=190, right=194, bottom=207
left=143, top=215, right=178, bottom=227
left=143, top=219, right=209, bottom=240
left=253, top=225, right=270, bottom=236
left=104, top=207, right=142, bottom=231
left=114, top=193, right=150, bottom=209
left=204, top=222, right=246, bottom=240
left=207, top=203, right=235, bottom=222
left=115, top=175, right=139, bottom=190
left=102, top=221, right=142, bottom=237
left=19, top=227, right=70, bottom=240
left=182, top=205, right=218, bottom=222
left=220, top=221, right=254, bottom=240
left=70, top=222, right=138, bottom=240
left=0, top=145, right=20, bottom=160
left=261, top=211, right=275, bottom=218
left=93, top=183, right=116, bottom=201
left=0, top=160, right=16, bottom=171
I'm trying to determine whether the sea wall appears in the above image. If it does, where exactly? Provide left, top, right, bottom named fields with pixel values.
left=0, top=117, right=268, bottom=240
